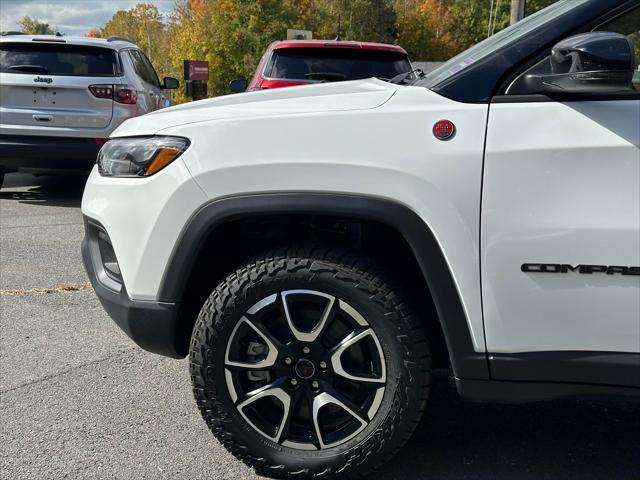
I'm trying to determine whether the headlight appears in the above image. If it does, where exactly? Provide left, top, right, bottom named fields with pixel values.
left=97, top=136, right=190, bottom=177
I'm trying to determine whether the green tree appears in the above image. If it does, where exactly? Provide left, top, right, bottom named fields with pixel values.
left=91, top=0, right=564, bottom=102
left=168, top=0, right=301, bottom=98
left=525, top=0, right=557, bottom=16
left=306, top=0, right=397, bottom=44
left=401, top=0, right=558, bottom=60
left=99, top=3, right=166, bottom=65
left=18, top=16, right=56, bottom=35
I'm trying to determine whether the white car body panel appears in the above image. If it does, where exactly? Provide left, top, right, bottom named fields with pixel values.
left=82, top=84, right=640, bottom=360
left=112, top=79, right=399, bottom=136
left=482, top=100, right=640, bottom=353
left=79, top=5, right=640, bottom=469
left=81, top=161, right=207, bottom=297
left=86, top=79, right=489, bottom=351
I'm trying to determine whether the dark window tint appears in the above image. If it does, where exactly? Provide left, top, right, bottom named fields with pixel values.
left=128, top=49, right=160, bottom=86
left=602, top=6, right=640, bottom=90
left=264, top=48, right=411, bottom=82
left=0, top=43, right=118, bottom=76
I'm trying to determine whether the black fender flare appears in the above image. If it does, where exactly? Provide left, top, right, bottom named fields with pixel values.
left=158, top=193, right=488, bottom=379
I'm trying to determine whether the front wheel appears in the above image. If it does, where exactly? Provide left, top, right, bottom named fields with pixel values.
left=190, top=246, right=432, bottom=479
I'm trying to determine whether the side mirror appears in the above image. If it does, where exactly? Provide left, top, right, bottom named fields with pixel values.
left=162, top=77, right=179, bottom=90
left=525, top=32, right=635, bottom=94
left=229, top=78, right=248, bottom=93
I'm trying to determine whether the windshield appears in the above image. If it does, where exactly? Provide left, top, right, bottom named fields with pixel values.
left=265, top=48, right=411, bottom=82
left=417, top=0, right=589, bottom=87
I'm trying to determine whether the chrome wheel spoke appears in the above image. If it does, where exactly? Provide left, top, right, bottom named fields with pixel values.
left=323, top=384, right=371, bottom=425
left=276, top=387, right=306, bottom=447
left=281, top=290, right=336, bottom=343
left=237, top=379, right=291, bottom=443
left=312, top=391, right=368, bottom=449
left=307, top=391, right=323, bottom=450
left=225, top=316, right=280, bottom=369
left=330, top=329, right=386, bottom=384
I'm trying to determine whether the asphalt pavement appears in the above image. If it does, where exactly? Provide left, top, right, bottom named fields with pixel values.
left=1, top=173, right=638, bottom=480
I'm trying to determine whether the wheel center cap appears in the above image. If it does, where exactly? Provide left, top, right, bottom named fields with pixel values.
left=295, top=358, right=315, bottom=379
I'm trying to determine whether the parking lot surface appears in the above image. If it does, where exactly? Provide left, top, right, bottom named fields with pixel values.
left=1, top=173, right=638, bottom=480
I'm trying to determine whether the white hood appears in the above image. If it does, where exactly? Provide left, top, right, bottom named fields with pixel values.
left=112, top=78, right=398, bottom=137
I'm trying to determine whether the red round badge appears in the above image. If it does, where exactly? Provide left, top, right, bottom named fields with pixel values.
left=433, top=120, right=456, bottom=140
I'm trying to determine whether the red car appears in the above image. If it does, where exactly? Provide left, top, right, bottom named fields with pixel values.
left=230, top=40, right=413, bottom=92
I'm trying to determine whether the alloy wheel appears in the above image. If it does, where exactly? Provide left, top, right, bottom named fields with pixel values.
left=224, top=290, right=387, bottom=450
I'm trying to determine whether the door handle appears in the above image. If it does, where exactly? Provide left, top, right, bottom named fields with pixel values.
left=33, top=115, right=53, bottom=122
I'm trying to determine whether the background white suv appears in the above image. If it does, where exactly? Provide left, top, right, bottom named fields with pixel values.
left=81, top=1, right=639, bottom=478
left=0, top=35, right=178, bottom=187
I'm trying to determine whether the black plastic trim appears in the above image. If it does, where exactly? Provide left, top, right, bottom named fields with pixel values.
left=490, top=351, right=640, bottom=388
left=495, top=1, right=640, bottom=98
left=0, top=134, right=101, bottom=173
left=456, top=378, right=640, bottom=403
left=82, top=217, right=183, bottom=358
left=492, top=92, right=640, bottom=103
left=426, top=0, right=635, bottom=103
left=158, top=193, right=489, bottom=379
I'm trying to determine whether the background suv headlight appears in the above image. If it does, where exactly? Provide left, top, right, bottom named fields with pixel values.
left=97, top=136, right=190, bottom=177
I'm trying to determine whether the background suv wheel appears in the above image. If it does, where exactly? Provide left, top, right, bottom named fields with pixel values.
left=189, top=246, right=432, bottom=479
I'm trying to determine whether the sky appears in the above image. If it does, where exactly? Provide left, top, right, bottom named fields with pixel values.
left=0, top=0, right=175, bottom=36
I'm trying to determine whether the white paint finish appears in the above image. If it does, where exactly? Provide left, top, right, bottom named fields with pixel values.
left=482, top=100, right=640, bottom=353
left=81, top=160, right=207, bottom=300
left=158, top=84, right=488, bottom=351
left=112, top=78, right=399, bottom=138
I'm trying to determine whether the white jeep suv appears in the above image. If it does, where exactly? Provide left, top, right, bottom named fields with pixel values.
left=81, top=1, right=639, bottom=478
left=0, top=34, right=179, bottom=187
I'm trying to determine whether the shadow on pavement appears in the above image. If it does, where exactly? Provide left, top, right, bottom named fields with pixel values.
left=378, top=375, right=639, bottom=480
left=0, top=173, right=86, bottom=208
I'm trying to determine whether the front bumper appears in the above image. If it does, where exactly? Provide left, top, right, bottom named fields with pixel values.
left=0, top=134, right=102, bottom=173
left=81, top=217, right=184, bottom=358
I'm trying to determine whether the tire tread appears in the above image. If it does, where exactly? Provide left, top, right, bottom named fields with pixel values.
left=189, top=245, right=432, bottom=479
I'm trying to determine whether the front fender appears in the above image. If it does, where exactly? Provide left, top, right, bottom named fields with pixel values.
left=158, top=193, right=489, bottom=380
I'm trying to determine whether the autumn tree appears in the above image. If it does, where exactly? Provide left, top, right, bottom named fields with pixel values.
left=90, top=0, right=562, bottom=102
left=18, top=16, right=56, bottom=35
left=395, top=0, right=457, bottom=60
left=93, top=3, right=168, bottom=71
left=167, top=0, right=301, bottom=98
left=404, top=0, right=558, bottom=58
left=305, top=0, right=397, bottom=44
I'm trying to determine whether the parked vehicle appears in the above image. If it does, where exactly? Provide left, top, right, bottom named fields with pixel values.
left=82, top=0, right=639, bottom=478
left=0, top=35, right=179, bottom=187
left=230, top=39, right=413, bottom=92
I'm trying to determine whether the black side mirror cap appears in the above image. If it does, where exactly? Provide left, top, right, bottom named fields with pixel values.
left=162, top=77, right=180, bottom=90
left=528, top=31, right=635, bottom=94
left=230, top=78, right=248, bottom=93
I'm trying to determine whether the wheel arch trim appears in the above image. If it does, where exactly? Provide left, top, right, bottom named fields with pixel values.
left=158, top=193, right=488, bottom=379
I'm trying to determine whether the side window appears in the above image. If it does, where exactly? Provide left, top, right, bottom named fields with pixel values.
left=128, top=50, right=159, bottom=87
left=508, top=6, right=640, bottom=94
left=138, top=51, right=161, bottom=87
left=127, top=50, right=145, bottom=82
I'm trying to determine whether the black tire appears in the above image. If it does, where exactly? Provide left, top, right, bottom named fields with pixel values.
left=189, top=245, right=432, bottom=479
